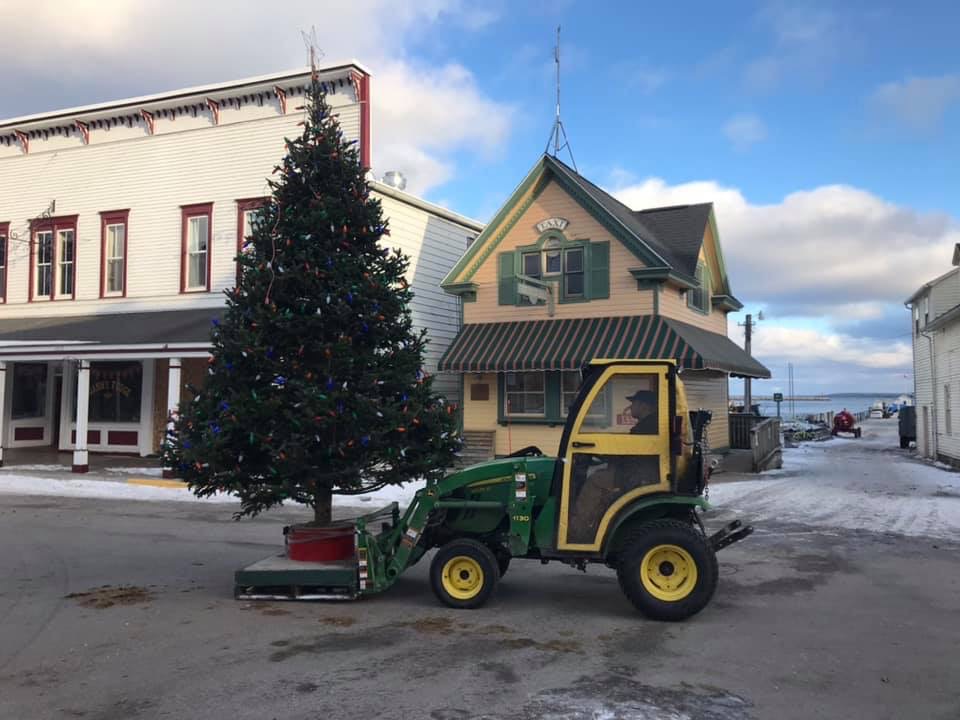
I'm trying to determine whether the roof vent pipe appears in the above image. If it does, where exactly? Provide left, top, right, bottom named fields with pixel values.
left=382, top=170, right=407, bottom=190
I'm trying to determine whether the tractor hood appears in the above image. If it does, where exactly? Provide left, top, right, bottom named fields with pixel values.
left=444, top=455, right=558, bottom=491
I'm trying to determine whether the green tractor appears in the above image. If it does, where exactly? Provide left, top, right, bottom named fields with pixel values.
left=236, top=359, right=752, bottom=621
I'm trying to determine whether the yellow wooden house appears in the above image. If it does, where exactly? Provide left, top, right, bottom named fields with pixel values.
left=438, top=154, right=769, bottom=460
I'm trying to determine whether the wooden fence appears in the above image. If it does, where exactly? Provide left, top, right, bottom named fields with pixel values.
left=750, top=417, right=783, bottom=472
left=729, top=413, right=763, bottom=449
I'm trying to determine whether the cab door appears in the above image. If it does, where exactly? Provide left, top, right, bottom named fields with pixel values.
left=556, top=362, right=674, bottom=552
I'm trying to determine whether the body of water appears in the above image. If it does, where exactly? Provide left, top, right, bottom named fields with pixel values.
left=751, top=394, right=905, bottom=420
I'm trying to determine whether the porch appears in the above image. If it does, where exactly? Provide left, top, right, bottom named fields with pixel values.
left=0, top=308, right=217, bottom=474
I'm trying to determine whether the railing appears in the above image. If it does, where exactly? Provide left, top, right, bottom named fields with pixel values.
left=751, top=417, right=782, bottom=472
left=729, top=413, right=764, bottom=449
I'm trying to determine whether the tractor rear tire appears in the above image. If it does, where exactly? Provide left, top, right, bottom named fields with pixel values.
left=430, top=539, right=499, bottom=610
left=615, top=519, right=718, bottom=622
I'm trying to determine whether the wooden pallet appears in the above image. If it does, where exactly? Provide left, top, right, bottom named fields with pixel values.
left=234, top=554, right=358, bottom=601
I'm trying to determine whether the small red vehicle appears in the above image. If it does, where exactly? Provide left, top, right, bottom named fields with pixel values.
left=832, top=409, right=862, bottom=438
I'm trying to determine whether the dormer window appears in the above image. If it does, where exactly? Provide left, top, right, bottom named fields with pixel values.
left=687, top=262, right=711, bottom=314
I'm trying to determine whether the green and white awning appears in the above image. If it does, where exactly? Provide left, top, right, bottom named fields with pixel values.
left=438, top=315, right=770, bottom=378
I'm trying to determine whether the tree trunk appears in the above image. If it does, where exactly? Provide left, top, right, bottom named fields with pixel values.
left=312, top=485, right=333, bottom=526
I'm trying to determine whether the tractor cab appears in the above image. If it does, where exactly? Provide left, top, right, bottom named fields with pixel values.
left=554, top=359, right=700, bottom=552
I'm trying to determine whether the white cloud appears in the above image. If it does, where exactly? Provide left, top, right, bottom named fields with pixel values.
left=871, top=74, right=960, bottom=132
left=723, top=113, right=768, bottom=149
left=0, top=0, right=513, bottom=195
left=613, top=176, right=959, bottom=380
left=733, top=325, right=912, bottom=371
left=614, top=178, right=960, bottom=316
left=372, top=61, right=514, bottom=194
left=743, top=3, right=856, bottom=93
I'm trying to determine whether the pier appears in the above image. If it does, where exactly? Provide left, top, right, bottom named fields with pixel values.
left=730, top=395, right=830, bottom=402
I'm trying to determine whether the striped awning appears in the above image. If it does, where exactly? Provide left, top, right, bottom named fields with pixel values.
left=438, top=315, right=770, bottom=378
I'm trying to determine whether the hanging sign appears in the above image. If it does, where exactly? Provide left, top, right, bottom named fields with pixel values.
left=535, top=217, right=569, bottom=233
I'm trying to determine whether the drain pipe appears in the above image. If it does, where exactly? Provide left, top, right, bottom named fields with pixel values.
left=920, top=327, right=938, bottom=460
left=907, top=298, right=938, bottom=459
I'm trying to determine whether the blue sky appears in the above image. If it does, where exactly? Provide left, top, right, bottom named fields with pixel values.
left=414, top=2, right=960, bottom=220
left=3, top=0, right=959, bottom=394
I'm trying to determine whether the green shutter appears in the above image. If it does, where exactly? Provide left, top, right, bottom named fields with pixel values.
left=589, top=241, right=610, bottom=299
left=498, top=252, right=517, bottom=306
left=545, top=371, right=562, bottom=422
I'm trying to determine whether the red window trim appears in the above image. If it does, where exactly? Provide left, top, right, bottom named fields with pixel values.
left=99, top=209, right=130, bottom=298
left=0, top=222, right=8, bottom=304
left=235, top=197, right=268, bottom=284
left=180, top=203, right=213, bottom=293
left=358, top=71, right=371, bottom=169
left=29, top=214, right=78, bottom=302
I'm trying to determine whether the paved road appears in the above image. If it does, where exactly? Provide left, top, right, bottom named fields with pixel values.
left=1, top=448, right=959, bottom=718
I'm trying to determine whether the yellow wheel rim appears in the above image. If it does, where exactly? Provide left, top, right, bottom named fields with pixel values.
left=441, top=556, right=485, bottom=600
left=640, top=544, right=698, bottom=602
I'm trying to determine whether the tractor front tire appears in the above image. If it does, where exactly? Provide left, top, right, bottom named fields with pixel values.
left=430, top=539, right=499, bottom=610
left=616, top=519, right=718, bottom=622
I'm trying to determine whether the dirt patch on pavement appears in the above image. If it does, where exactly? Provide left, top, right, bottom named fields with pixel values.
left=400, top=616, right=457, bottom=634
left=319, top=616, right=356, bottom=627
left=65, top=585, right=153, bottom=609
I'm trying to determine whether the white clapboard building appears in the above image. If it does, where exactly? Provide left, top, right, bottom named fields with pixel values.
left=0, top=61, right=480, bottom=471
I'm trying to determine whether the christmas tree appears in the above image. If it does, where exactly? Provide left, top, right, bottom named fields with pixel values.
left=162, top=73, right=461, bottom=524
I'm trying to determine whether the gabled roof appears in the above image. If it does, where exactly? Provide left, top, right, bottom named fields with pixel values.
left=905, top=266, right=960, bottom=305
left=633, top=203, right=713, bottom=280
left=442, top=154, right=728, bottom=295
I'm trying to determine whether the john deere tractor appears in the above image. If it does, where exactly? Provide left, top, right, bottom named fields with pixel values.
left=236, top=359, right=752, bottom=621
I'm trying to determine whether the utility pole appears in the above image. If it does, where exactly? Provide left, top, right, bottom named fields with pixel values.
left=739, top=312, right=763, bottom=415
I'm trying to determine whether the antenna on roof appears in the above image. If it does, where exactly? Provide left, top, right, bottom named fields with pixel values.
left=300, top=26, right=324, bottom=76
left=544, top=25, right=577, bottom=172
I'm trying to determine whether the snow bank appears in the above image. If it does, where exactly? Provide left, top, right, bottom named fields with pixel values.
left=106, top=466, right=165, bottom=477
left=0, top=474, right=237, bottom=503
left=0, top=471, right=423, bottom=509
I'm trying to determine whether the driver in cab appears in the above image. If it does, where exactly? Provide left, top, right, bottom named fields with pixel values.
left=626, top=389, right=658, bottom=434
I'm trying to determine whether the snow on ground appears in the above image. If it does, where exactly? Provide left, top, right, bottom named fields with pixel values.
left=0, top=474, right=237, bottom=503
left=711, top=418, right=960, bottom=542
left=1, top=464, right=71, bottom=472
left=105, top=466, right=165, bottom=477
left=0, top=419, right=957, bottom=542
left=0, top=470, right=424, bottom=508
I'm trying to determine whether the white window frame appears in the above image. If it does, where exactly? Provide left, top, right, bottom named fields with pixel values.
left=57, top=228, right=75, bottom=298
left=181, top=204, right=212, bottom=293
left=35, top=230, right=54, bottom=299
left=504, top=371, right=546, bottom=418
left=105, top=223, right=126, bottom=296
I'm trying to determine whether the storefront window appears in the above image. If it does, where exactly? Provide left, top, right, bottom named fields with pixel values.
left=504, top=372, right=545, bottom=416
left=11, top=363, right=48, bottom=419
left=74, top=362, right=143, bottom=423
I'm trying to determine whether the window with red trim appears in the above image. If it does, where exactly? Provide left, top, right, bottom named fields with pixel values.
left=100, top=210, right=129, bottom=297
left=30, top=215, right=77, bottom=301
left=180, top=203, right=213, bottom=293
left=236, top=198, right=268, bottom=283
left=0, top=222, right=8, bottom=302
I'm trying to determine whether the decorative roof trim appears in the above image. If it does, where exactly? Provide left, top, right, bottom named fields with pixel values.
left=711, top=293, right=743, bottom=312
